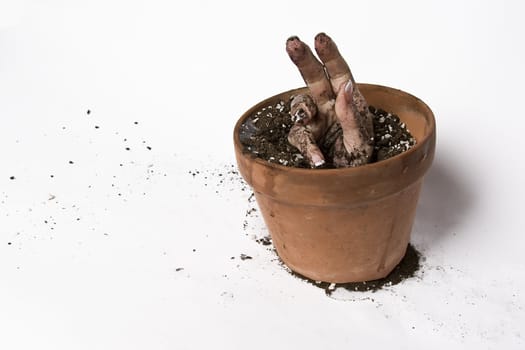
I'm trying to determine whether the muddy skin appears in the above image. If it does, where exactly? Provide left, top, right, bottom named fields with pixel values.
left=239, top=33, right=415, bottom=168
left=286, top=33, right=374, bottom=168
left=288, top=94, right=326, bottom=166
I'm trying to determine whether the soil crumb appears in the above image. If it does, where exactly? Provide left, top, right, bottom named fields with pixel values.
left=291, top=244, right=422, bottom=295
left=255, top=236, right=272, bottom=246
left=239, top=98, right=416, bottom=168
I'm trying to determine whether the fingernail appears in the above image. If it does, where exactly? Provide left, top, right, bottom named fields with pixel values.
left=314, top=159, right=325, bottom=167
left=312, top=154, right=325, bottom=167
left=310, top=153, right=325, bottom=168
left=344, top=80, right=353, bottom=95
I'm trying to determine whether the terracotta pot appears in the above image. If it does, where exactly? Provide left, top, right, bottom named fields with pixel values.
left=233, top=84, right=436, bottom=283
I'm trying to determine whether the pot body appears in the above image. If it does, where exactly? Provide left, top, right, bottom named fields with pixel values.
left=234, top=84, right=436, bottom=283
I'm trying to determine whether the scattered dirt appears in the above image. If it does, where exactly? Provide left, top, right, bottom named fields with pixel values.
left=255, top=236, right=272, bottom=246
left=291, top=244, right=422, bottom=295
left=239, top=98, right=416, bottom=168
left=4, top=107, right=161, bottom=247
left=187, top=165, right=249, bottom=195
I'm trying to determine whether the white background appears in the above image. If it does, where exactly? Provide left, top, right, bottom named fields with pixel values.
left=1, top=0, right=524, bottom=349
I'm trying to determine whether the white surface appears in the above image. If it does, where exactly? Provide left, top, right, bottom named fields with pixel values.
left=1, top=0, right=524, bottom=349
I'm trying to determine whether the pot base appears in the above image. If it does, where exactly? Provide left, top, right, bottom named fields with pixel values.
left=290, top=244, right=422, bottom=292
left=255, top=181, right=421, bottom=283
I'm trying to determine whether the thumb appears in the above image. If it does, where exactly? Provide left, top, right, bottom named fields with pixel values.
left=334, top=79, right=374, bottom=166
left=334, top=79, right=358, bottom=130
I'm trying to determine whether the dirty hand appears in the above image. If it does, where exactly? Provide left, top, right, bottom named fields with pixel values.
left=286, top=33, right=374, bottom=168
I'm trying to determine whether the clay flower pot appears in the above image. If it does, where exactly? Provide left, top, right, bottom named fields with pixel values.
left=234, top=84, right=436, bottom=283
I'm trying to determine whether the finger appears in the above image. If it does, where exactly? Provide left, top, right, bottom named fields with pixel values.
left=334, top=80, right=374, bottom=165
left=334, top=80, right=358, bottom=131
left=314, top=32, right=354, bottom=94
left=286, top=36, right=334, bottom=107
left=315, top=33, right=370, bottom=116
left=288, top=124, right=326, bottom=168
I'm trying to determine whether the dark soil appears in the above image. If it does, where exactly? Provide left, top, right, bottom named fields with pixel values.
left=369, top=106, right=416, bottom=161
left=293, top=244, right=422, bottom=295
left=239, top=97, right=416, bottom=168
left=255, top=236, right=272, bottom=246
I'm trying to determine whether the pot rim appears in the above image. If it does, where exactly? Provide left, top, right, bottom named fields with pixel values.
left=233, top=83, right=436, bottom=176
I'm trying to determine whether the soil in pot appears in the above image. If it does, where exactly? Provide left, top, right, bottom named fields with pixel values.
left=239, top=97, right=416, bottom=168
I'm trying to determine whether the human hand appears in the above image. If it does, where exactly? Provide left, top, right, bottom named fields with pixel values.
left=286, top=33, right=374, bottom=168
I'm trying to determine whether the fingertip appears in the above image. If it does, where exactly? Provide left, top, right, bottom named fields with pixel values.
left=338, top=79, right=353, bottom=103
left=314, top=32, right=330, bottom=43
left=286, top=36, right=306, bottom=63
left=314, top=32, right=336, bottom=62
left=286, top=36, right=301, bottom=52
left=314, top=159, right=326, bottom=168
left=311, top=153, right=325, bottom=168
left=335, top=79, right=355, bottom=122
